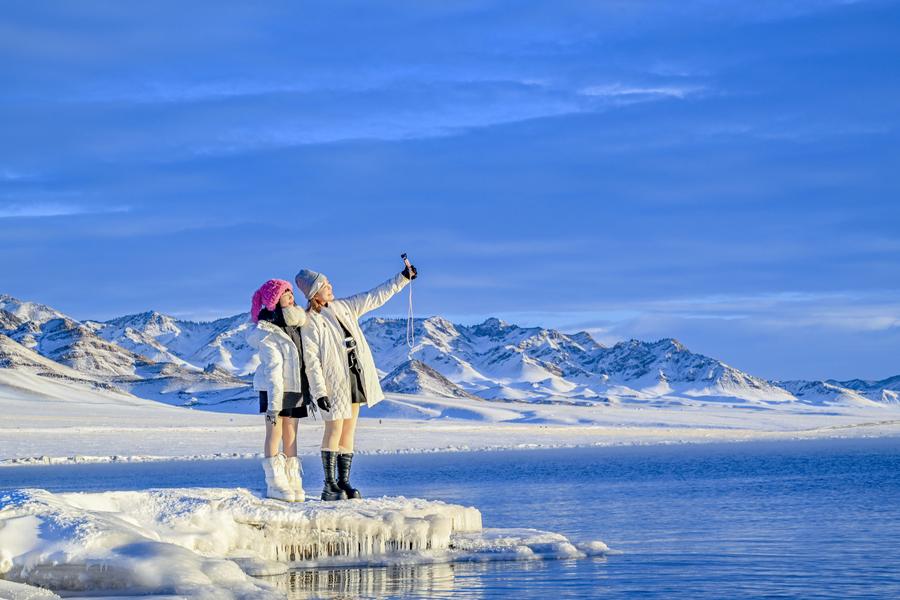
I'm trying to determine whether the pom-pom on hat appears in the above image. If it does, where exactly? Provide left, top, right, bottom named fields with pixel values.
left=295, top=269, right=326, bottom=300
left=250, top=279, right=293, bottom=323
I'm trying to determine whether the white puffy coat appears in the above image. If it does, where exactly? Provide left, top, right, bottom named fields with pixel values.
left=247, top=318, right=306, bottom=414
left=301, top=272, right=408, bottom=421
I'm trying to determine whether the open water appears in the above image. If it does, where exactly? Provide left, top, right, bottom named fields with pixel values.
left=3, top=438, right=899, bottom=599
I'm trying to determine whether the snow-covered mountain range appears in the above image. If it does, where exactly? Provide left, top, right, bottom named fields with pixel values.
left=90, top=311, right=257, bottom=374
left=0, top=295, right=253, bottom=410
left=1, top=293, right=897, bottom=411
left=363, top=316, right=898, bottom=406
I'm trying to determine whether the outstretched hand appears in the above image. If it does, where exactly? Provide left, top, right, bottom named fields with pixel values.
left=402, top=264, right=418, bottom=280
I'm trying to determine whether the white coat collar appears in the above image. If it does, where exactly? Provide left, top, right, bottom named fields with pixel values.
left=252, top=319, right=292, bottom=343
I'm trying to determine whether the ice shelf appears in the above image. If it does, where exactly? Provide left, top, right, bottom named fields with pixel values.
left=0, top=488, right=608, bottom=598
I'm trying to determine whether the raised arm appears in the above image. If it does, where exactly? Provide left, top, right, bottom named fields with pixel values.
left=339, top=272, right=409, bottom=318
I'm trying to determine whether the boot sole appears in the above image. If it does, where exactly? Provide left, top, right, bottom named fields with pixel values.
left=321, top=493, right=348, bottom=501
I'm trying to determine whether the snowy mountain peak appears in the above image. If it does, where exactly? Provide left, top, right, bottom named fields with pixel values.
left=613, top=337, right=684, bottom=352
left=658, top=338, right=687, bottom=352
left=568, top=331, right=603, bottom=351
left=471, top=317, right=514, bottom=338
left=776, top=379, right=880, bottom=406
left=833, top=375, right=900, bottom=393
left=0, top=294, right=68, bottom=325
left=481, top=317, right=508, bottom=328
left=381, top=359, right=481, bottom=400
left=590, top=336, right=795, bottom=402
left=422, top=315, right=460, bottom=332
left=104, top=310, right=183, bottom=338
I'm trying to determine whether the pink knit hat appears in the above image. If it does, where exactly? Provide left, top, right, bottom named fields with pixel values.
left=250, top=279, right=293, bottom=323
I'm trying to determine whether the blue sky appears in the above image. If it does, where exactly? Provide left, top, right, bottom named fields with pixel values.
left=1, top=0, right=898, bottom=381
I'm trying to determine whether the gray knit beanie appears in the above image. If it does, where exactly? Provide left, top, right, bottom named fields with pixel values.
left=295, top=269, right=326, bottom=300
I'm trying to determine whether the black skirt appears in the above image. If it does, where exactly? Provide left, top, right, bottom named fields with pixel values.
left=349, top=357, right=367, bottom=405
left=259, top=391, right=309, bottom=419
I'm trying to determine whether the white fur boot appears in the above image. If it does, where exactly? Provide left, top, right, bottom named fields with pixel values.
left=262, top=454, right=296, bottom=502
left=284, top=456, right=305, bottom=502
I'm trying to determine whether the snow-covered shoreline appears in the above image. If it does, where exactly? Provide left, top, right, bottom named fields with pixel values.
left=3, top=363, right=900, bottom=468
left=4, top=417, right=900, bottom=468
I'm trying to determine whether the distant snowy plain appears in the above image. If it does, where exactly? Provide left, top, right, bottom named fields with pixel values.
left=1, top=366, right=899, bottom=467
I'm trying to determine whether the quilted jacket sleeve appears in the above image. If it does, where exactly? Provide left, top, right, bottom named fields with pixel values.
left=339, top=272, right=409, bottom=319
left=300, top=319, right=328, bottom=401
left=257, top=337, right=284, bottom=414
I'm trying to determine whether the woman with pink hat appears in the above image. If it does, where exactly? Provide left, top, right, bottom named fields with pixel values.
left=247, top=279, right=310, bottom=502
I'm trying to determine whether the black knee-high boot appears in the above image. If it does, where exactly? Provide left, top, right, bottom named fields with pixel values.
left=337, top=452, right=362, bottom=499
left=321, top=450, right=348, bottom=501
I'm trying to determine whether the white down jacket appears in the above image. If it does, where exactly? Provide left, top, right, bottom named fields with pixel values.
left=247, top=317, right=307, bottom=414
left=301, top=272, right=409, bottom=421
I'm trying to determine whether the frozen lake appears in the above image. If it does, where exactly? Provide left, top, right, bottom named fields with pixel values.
left=3, top=438, right=900, bottom=599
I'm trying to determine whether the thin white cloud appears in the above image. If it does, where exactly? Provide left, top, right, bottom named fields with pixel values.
left=61, top=71, right=546, bottom=106
left=426, top=274, right=510, bottom=290
left=191, top=94, right=587, bottom=156
left=558, top=290, right=900, bottom=335
left=0, top=168, right=35, bottom=181
left=579, top=83, right=704, bottom=100
left=0, top=203, right=129, bottom=219
left=435, top=237, right=592, bottom=258
left=71, top=80, right=314, bottom=105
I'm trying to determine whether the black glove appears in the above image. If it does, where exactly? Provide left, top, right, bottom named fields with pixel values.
left=316, top=396, right=332, bottom=411
left=402, top=265, right=418, bottom=280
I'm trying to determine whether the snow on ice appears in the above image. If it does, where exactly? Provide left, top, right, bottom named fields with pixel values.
left=0, top=488, right=607, bottom=598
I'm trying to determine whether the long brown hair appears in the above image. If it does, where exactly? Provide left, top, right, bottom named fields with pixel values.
left=308, top=296, right=325, bottom=313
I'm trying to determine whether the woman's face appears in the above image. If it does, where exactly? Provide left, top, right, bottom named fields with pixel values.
left=314, top=278, right=334, bottom=304
left=278, top=289, right=295, bottom=308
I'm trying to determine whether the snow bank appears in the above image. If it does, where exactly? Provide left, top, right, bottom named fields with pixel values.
left=1, top=452, right=261, bottom=467
left=0, top=488, right=605, bottom=598
left=0, top=578, right=61, bottom=599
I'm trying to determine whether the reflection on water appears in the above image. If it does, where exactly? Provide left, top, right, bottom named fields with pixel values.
left=267, top=562, right=456, bottom=599
left=269, top=558, right=607, bottom=600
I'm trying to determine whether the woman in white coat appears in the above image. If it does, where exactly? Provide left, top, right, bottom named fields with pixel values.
left=296, top=263, right=417, bottom=501
left=247, top=279, right=310, bottom=502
